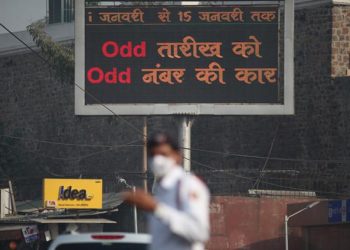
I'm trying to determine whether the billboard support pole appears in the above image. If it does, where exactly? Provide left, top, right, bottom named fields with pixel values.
left=143, top=117, right=148, bottom=192
left=178, top=116, right=194, bottom=172
left=177, top=1, right=197, bottom=173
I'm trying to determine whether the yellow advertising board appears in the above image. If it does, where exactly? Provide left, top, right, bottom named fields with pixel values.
left=43, top=179, right=103, bottom=209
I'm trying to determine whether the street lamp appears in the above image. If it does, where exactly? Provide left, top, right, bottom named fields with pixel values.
left=285, top=201, right=320, bottom=250
left=116, top=177, right=138, bottom=234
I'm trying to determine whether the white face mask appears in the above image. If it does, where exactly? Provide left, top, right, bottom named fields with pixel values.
left=150, top=155, right=176, bottom=178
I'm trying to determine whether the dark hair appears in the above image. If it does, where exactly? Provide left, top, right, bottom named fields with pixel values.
left=147, top=132, right=179, bottom=151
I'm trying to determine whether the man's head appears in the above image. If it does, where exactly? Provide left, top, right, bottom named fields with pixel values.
left=147, top=132, right=181, bottom=178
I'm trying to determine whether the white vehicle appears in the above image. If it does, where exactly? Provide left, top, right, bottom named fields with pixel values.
left=48, top=233, right=151, bottom=250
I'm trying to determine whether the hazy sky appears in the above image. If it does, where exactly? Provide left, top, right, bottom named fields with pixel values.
left=0, top=0, right=46, bottom=34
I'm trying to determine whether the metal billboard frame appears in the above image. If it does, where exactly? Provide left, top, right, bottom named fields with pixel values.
left=75, top=0, right=294, bottom=115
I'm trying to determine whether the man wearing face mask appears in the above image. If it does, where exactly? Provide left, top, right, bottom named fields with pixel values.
left=124, top=132, right=210, bottom=250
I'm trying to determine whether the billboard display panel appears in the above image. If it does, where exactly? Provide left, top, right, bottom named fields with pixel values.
left=75, top=1, right=294, bottom=115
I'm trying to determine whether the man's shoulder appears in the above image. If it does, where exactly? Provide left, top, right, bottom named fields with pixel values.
left=182, top=173, right=209, bottom=194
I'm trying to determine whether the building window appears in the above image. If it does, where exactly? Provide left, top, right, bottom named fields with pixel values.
left=49, top=0, right=75, bottom=24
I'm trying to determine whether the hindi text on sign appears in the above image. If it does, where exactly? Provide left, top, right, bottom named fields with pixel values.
left=198, top=8, right=244, bottom=22
left=142, top=64, right=186, bottom=85
left=234, top=68, right=277, bottom=84
left=98, top=9, right=144, bottom=24
left=157, top=36, right=223, bottom=59
left=195, top=62, right=226, bottom=85
left=232, top=36, right=262, bottom=58
left=84, top=5, right=280, bottom=104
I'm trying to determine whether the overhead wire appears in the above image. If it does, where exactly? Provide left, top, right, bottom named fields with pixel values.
left=2, top=133, right=350, bottom=164
left=0, top=134, right=115, bottom=148
left=1, top=22, right=350, bottom=197
left=252, top=123, right=280, bottom=189
left=0, top=21, right=349, bottom=164
left=189, top=147, right=350, bottom=164
left=0, top=139, right=142, bottom=161
left=0, top=22, right=144, bottom=137
left=190, top=158, right=350, bottom=197
left=0, top=139, right=142, bottom=179
left=0, top=142, right=112, bottom=161
left=99, top=164, right=350, bottom=197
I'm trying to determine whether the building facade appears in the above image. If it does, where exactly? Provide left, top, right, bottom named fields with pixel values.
left=0, top=0, right=350, bottom=200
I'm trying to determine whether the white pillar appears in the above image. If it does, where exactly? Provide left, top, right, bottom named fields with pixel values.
left=285, top=215, right=289, bottom=250
left=178, top=2, right=198, bottom=173
left=178, top=116, right=193, bottom=172
left=133, top=186, right=138, bottom=233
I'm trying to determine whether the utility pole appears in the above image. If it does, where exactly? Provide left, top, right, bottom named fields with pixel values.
left=178, top=116, right=194, bottom=172
left=8, top=180, right=16, bottom=215
left=132, top=186, right=138, bottom=234
left=143, top=117, right=148, bottom=192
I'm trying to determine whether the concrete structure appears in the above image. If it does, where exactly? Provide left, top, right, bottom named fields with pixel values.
left=287, top=200, right=350, bottom=250
left=0, top=1, right=350, bottom=249
left=0, top=0, right=349, bottom=198
left=0, top=3, right=350, bottom=250
left=207, top=196, right=316, bottom=250
left=207, top=196, right=350, bottom=250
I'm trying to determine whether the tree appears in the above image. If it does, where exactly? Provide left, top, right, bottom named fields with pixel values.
left=27, top=20, right=74, bottom=83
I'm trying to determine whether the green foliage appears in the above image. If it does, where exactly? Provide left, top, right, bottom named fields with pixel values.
left=27, top=20, right=74, bottom=83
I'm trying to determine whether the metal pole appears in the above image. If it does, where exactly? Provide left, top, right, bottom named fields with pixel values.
left=285, top=215, right=289, bottom=250
left=8, top=180, right=16, bottom=215
left=132, top=186, right=138, bottom=234
left=178, top=1, right=197, bottom=173
left=284, top=201, right=320, bottom=250
left=61, top=0, right=65, bottom=23
left=178, top=116, right=193, bottom=172
left=143, top=117, right=148, bottom=192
